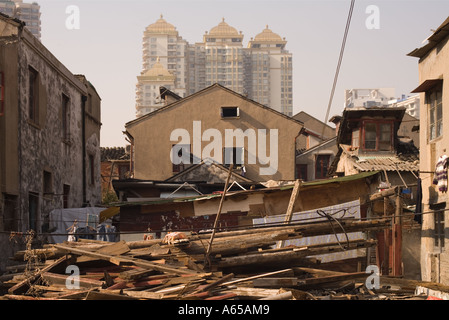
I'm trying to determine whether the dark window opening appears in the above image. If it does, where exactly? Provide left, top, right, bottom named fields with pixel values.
left=296, top=164, right=308, bottom=181
left=28, top=66, right=39, bottom=123
left=221, top=106, right=239, bottom=118
left=43, top=170, right=53, bottom=195
left=89, top=154, right=95, bottom=185
left=315, top=155, right=330, bottom=179
left=172, top=144, right=192, bottom=173
left=63, top=184, right=70, bottom=209
left=28, top=192, right=39, bottom=231
left=434, top=210, right=445, bottom=249
left=62, top=94, right=70, bottom=141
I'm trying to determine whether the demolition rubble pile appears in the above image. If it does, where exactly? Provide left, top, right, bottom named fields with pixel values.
left=0, top=216, right=442, bottom=300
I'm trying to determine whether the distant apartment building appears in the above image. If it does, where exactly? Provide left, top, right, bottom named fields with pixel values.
left=389, top=94, right=420, bottom=119
left=136, top=16, right=293, bottom=117
left=344, top=88, right=396, bottom=109
left=0, top=0, right=41, bottom=40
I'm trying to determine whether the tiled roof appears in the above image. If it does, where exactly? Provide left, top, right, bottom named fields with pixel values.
left=339, top=143, right=419, bottom=172
left=100, top=147, right=130, bottom=162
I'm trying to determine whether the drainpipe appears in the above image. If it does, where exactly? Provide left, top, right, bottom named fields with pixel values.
left=81, top=95, right=87, bottom=206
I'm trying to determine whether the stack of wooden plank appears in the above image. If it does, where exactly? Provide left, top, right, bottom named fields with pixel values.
left=0, top=217, right=430, bottom=300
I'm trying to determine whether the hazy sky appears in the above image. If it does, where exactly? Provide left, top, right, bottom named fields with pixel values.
left=37, top=0, right=448, bottom=147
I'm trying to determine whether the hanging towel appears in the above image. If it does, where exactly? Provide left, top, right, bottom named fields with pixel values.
left=433, top=155, right=449, bottom=193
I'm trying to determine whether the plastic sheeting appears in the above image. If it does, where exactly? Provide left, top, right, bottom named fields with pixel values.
left=253, top=200, right=364, bottom=263
left=48, top=207, right=113, bottom=244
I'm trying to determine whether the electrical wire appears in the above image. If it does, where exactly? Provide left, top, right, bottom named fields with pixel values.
left=321, top=0, right=356, bottom=139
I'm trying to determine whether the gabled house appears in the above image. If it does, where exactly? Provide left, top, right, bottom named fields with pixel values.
left=293, top=111, right=338, bottom=181
left=293, top=111, right=336, bottom=151
left=124, top=83, right=304, bottom=183
left=296, top=137, right=338, bottom=181
left=328, top=107, right=419, bottom=189
left=408, top=16, right=449, bottom=284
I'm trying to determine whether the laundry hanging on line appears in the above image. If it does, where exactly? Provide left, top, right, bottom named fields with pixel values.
left=433, top=155, right=449, bottom=193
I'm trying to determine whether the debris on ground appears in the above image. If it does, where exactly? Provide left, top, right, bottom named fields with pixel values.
left=0, top=218, right=444, bottom=300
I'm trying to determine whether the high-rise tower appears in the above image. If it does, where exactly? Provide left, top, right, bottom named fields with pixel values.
left=248, top=26, right=293, bottom=115
left=141, top=15, right=187, bottom=99
left=136, top=16, right=293, bottom=117
left=203, top=18, right=244, bottom=95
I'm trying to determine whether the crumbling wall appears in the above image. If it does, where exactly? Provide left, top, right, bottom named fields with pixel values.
left=16, top=35, right=85, bottom=233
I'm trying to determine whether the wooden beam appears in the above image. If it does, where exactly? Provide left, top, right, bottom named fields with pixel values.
left=8, top=255, right=70, bottom=295
left=277, top=179, right=302, bottom=249
left=222, top=269, right=294, bottom=286
left=42, top=272, right=104, bottom=289
left=369, top=187, right=398, bottom=201
left=205, top=164, right=234, bottom=265
left=52, top=243, right=196, bottom=275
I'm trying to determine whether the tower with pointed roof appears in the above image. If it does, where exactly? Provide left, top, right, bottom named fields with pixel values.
left=137, top=16, right=293, bottom=117
left=141, top=14, right=187, bottom=98
left=135, top=57, right=176, bottom=117
left=203, top=18, right=245, bottom=95
left=247, top=25, right=293, bottom=116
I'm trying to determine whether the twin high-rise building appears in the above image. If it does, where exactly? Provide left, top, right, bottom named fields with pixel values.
left=136, top=16, right=293, bottom=118
left=0, top=0, right=41, bottom=40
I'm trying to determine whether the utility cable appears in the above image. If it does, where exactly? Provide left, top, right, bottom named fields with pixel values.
left=321, top=0, right=356, bottom=139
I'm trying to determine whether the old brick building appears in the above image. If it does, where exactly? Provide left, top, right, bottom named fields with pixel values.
left=0, top=13, right=101, bottom=270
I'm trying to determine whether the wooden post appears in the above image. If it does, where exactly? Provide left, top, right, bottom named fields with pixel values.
left=205, top=164, right=234, bottom=266
left=392, top=188, right=403, bottom=276
left=277, top=179, right=301, bottom=249
left=383, top=196, right=390, bottom=276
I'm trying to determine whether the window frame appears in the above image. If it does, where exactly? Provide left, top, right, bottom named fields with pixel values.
left=315, top=154, right=331, bottom=180
left=223, top=147, right=244, bottom=168
left=221, top=106, right=240, bottom=118
left=434, top=210, right=445, bottom=251
left=428, top=86, right=443, bottom=141
left=361, top=120, right=394, bottom=152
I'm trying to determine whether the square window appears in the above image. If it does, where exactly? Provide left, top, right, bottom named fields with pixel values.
left=221, top=106, right=239, bottom=118
left=223, top=147, right=244, bottom=167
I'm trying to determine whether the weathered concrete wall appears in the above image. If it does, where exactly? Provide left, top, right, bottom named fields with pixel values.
left=417, top=33, right=449, bottom=283
left=0, top=38, right=20, bottom=232
left=17, top=33, right=85, bottom=232
left=0, top=17, right=102, bottom=273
